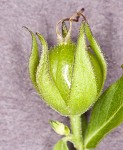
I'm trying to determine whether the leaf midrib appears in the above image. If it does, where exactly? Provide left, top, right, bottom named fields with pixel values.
left=85, top=99, right=123, bottom=147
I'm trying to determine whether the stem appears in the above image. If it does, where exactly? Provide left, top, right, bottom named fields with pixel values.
left=70, top=115, right=84, bottom=150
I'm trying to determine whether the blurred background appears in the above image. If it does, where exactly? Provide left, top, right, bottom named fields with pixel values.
left=0, top=0, right=123, bottom=149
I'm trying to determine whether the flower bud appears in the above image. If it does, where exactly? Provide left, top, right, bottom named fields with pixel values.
left=27, top=20, right=107, bottom=116
left=49, top=120, right=70, bottom=136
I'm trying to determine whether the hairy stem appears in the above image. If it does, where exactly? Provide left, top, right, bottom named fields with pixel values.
left=70, top=115, right=84, bottom=150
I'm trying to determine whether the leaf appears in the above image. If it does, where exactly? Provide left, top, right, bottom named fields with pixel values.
left=25, top=27, right=39, bottom=90
left=85, top=22, right=107, bottom=95
left=81, top=114, right=88, bottom=138
left=69, top=22, right=97, bottom=115
left=53, top=140, right=69, bottom=150
left=35, top=33, right=69, bottom=115
left=84, top=75, right=123, bottom=149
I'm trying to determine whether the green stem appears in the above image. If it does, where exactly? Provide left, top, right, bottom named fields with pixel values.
left=70, top=115, right=84, bottom=150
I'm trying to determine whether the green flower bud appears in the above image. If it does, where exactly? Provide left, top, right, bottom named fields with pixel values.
left=27, top=20, right=107, bottom=116
left=49, top=120, right=70, bottom=136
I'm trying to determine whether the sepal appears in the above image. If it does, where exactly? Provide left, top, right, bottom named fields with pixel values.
left=85, top=22, right=107, bottom=96
left=36, top=33, right=69, bottom=115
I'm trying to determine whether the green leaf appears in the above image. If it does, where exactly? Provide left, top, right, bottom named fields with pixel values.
left=85, top=22, right=107, bottom=95
left=84, top=75, right=123, bottom=149
left=49, top=120, right=70, bottom=136
left=25, top=27, right=39, bottom=90
left=81, top=114, right=88, bottom=138
left=68, top=22, right=97, bottom=115
left=36, top=33, right=69, bottom=115
left=53, top=140, right=69, bottom=150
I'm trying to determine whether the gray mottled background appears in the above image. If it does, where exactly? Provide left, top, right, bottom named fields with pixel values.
left=1, top=0, right=123, bottom=150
